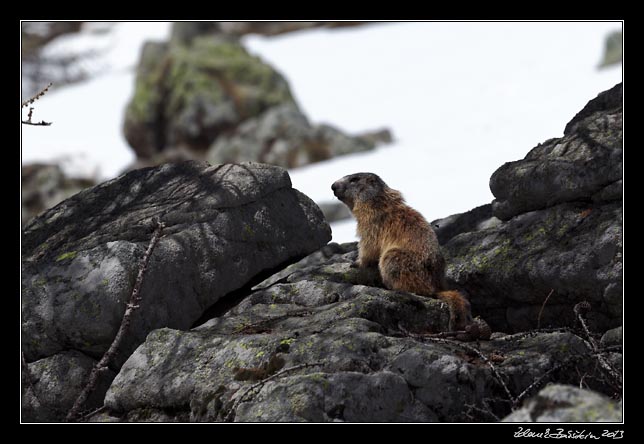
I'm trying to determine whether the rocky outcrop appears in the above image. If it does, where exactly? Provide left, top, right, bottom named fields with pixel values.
left=95, top=243, right=612, bottom=422
left=123, top=37, right=296, bottom=159
left=207, top=105, right=389, bottom=169
left=123, top=29, right=391, bottom=171
left=490, top=83, right=622, bottom=221
left=21, top=161, right=330, bottom=421
left=22, top=163, right=96, bottom=227
left=440, top=84, right=622, bottom=333
left=503, top=384, right=622, bottom=422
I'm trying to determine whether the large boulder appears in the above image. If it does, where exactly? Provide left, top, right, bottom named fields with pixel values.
left=439, top=84, right=622, bottom=333
left=123, top=33, right=392, bottom=172
left=123, top=37, right=296, bottom=159
left=21, top=161, right=331, bottom=421
left=98, top=243, right=612, bottom=422
left=490, top=83, right=622, bottom=222
left=207, top=105, right=387, bottom=169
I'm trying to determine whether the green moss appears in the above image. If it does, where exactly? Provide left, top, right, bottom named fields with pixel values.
left=55, top=251, right=77, bottom=262
left=280, top=338, right=296, bottom=346
left=241, top=224, right=254, bottom=241
left=101, top=278, right=109, bottom=286
left=255, top=351, right=265, bottom=358
left=307, top=373, right=330, bottom=390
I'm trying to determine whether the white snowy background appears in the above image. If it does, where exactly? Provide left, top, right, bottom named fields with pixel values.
left=21, top=22, right=622, bottom=242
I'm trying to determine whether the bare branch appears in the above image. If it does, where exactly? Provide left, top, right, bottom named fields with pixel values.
left=225, top=361, right=324, bottom=422
left=66, top=220, right=165, bottom=422
left=21, top=82, right=53, bottom=108
left=397, top=323, right=517, bottom=405
left=573, top=301, right=622, bottom=391
left=21, top=120, right=52, bottom=126
left=537, top=289, right=554, bottom=329
left=513, top=362, right=564, bottom=408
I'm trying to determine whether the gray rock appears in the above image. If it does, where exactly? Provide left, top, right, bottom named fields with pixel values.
left=437, top=84, right=622, bottom=333
left=22, top=163, right=95, bottom=227
left=104, top=243, right=609, bottom=422
left=431, top=204, right=501, bottom=245
left=599, top=31, right=622, bottom=68
left=444, top=201, right=621, bottom=332
left=22, top=350, right=116, bottom=422
left=207, top=105, right=385, bottom=169
left=503, top=384, right=622, bottom=422
left=21, top=161, right=330, bottom=420
left=490, top=83, right=622, bottom=221
left=123, top=37, right=296, bottom=160
left=316, top=201, right=353, bottom=223
left=600, top=326, right=622, bottom=349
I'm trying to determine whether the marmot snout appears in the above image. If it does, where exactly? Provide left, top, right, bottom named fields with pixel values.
left=332, top=172, right=473, bottom=331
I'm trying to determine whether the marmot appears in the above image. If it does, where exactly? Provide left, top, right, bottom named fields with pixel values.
left=331, top=172, right=473, bottom=331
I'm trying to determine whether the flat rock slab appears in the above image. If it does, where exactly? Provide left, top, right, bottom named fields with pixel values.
left=103, top=243, right=609, bottom=422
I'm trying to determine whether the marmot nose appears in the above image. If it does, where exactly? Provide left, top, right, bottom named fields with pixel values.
left=331, top=182, right=340, bottom=193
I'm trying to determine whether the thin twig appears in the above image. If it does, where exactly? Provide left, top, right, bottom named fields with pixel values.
left=425, top=330, right=468, bottom=338
left=22, top=82, right=53, bottom=108
left=397, top=323, right=516, bottom=405
left=464, top=403, right=501, bottom=422
left=78, top=405, right=108, bottom=422
left=21, top=120, right=52, bottom=126
left=429, top=336, right=517, bottom=405
left=225, top=362, right=324, bottom=422
left=537, top=289, right=554, bottom=329
left=66, top=220, right=165, bottom=422
left=513, top=362, right=564, bottom=408
left=573, top=302, right=622, bottom=390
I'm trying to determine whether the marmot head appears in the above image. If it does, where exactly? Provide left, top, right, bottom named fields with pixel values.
left=332, top=173, right=387, bottom=210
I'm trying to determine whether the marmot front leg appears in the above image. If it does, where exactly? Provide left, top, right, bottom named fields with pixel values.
left=350, top=241, right=384, bottom=287
left=354, top=241, right=380, bottom=269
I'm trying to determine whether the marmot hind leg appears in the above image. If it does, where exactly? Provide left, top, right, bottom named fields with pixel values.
left=380, top=248, right=472, bottom=331
left=379, top=248, right=439, bottom=295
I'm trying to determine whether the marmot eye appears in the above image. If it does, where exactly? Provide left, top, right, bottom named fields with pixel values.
left=349, top=177, right=359, bottom=183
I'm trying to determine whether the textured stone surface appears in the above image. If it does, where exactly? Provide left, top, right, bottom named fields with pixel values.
left=123, top=37, right=296, bottom=159
left=490, top=83, right=622, bottom=221
left=21, top=161, right=330, bottom=421
left=103, top=243, right=608, bottom=423
left=21, top=351, right=116, bottom=422
left=503, top=384, right=622, bottom=422
left=207, top=105, right=381, bottom=169
left=444, top=201, right=622, bottom=332
left=438, top=84, right=622, bottom=333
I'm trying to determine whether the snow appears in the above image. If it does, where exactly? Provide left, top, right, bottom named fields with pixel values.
left=21, top=22, right=622, bottom=243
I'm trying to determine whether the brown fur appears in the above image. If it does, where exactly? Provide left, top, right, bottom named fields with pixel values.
left=332, top=173, right=473, bottom=331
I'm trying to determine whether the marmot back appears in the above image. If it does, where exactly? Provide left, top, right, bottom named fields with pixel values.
left=332, top=172, right=472, bottom=331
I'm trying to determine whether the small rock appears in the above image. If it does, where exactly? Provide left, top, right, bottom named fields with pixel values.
left=503, top=384, right=622, bottom=422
